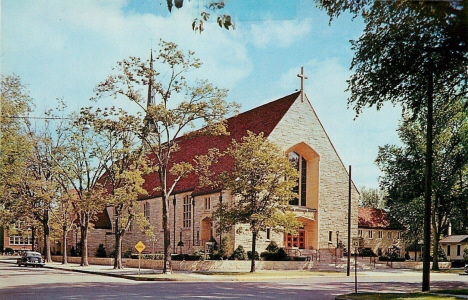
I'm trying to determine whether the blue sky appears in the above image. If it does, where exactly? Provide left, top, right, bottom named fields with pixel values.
left=1, top=0, right=402, bottom=189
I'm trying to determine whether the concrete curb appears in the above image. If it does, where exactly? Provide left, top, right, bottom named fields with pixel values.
left=42, top=264, right=178, bottom=281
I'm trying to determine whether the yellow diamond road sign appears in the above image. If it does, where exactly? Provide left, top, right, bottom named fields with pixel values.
left=135, top=241, right=146, bottom=253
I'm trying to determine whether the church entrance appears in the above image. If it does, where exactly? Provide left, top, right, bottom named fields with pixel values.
left=284, top=229, right=306, bottom=249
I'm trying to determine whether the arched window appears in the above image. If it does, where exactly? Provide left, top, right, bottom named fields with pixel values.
left=289, top=151, right=307, bottom=206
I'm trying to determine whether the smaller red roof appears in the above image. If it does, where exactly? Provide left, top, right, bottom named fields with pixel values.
left=358, top=207, right=402, bottom=230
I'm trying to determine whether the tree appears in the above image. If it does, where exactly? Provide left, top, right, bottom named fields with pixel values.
left=320, top=0, right=468, bottom=291
left=359, top=187, right=386, bottom=209
left=215, top=131, right=301, bottom=273
left=0, top=75, right=33, bottom=231
left=52, top=112, right=111, bottom=266
left=90, top=109, right=153, bottom=269
left=93, top=40, right=238, bottom=274
left=377, top=100, right=468, bottom=269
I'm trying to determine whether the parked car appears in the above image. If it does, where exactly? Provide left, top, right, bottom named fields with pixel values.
left=464, top=264, right=468, bottom=274
left=17, top=251, right=45, bottom=267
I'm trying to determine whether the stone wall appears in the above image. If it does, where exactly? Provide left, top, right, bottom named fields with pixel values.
left=51, top=256, right=314, bottom=271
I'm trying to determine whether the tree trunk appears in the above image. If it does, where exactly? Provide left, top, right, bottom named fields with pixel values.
left=422, top=57, right=434, bottom=292
left=31, top=226, right=36, bottom=251
left=43, top=210, right=52, bottom=263
left=80, top=221, right=89, bottom=266
left=114, top=210, right=123, bottom=269
left=250, top=231, right=257, bottom=273
left=162, top=194, right=172, bottom=274
left=414, top=239, right=418, bottom=261
left=62, top=225, right=68, bottom=264
left=432, top=230, right=440, bottom=271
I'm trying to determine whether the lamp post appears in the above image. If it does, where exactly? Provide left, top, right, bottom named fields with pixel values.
left=335, top=231, right=340, bottom=267
left=173, top=194, right=176, bottom=253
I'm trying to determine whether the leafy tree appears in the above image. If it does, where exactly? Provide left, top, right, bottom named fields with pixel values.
left=215, top=131, right=301, bottom=272
left=359, top=187, right=386, bottom=209
left=53, top=112, right=111, bottom=266
left=320, top=0, right=468, bottom=292
left=0, top=75, right=33, bottom=231
left=90, top=110, right=153, bottom=269
left=93, top=40, right=238, bottom=274
left=377, top=101, right=468, bottom=270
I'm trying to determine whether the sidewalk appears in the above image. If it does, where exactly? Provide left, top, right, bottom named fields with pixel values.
left=1, top=257, right=348, bottom=282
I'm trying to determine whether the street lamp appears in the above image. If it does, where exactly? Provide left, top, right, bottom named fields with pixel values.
left=335, top=230, right=340, bottom=267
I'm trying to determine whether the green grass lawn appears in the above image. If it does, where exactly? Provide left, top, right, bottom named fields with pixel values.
left=340, top=293, right=460, bottom=300
left=434, top=289, right=468, bottom=295
left=340, top=289, right=468, bottom=300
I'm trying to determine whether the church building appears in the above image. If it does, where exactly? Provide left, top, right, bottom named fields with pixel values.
left=99, top=89, right=360, bottom=258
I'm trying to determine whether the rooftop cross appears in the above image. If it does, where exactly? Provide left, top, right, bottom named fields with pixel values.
left=297, top=66, right=308, bottom=102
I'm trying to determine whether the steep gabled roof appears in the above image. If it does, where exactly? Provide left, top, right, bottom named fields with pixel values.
left=358, top=207, right=403, bottom=230
left=141, top=91, right=300, bottom=198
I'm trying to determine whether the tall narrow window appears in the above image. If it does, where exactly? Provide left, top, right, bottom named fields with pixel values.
left=457, top=244, right=461, bottom=256
left=144, top=202, right=150, bottom=222
left=328, top=230, right=333, bottom=243
left=447, top=245, right=451, bottom=256
left=183, top=196, right=192, bottom=228
left=266, top=228, right=271, bottom=240
left=288, top=152, right=307, bottom=206
left=204, top=197, right=211, bottom=210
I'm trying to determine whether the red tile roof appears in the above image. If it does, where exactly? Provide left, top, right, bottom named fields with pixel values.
left=358, top=207, right=402, bottom=230
left=141, top=91, right=300, bottom=199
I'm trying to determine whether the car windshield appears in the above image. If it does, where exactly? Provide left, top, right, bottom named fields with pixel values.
left=26, top=252, right=42, bottom=257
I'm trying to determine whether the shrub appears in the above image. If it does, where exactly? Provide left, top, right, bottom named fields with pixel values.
left=230, top=245, right=246, bottom=260
left=96, top=244, right=107, bottom=258
left=359, top=248, right=377, bottom=257
left=122, top=250, right=132, bottom=258
left=171, top=253, right=204, bottom=261
left=247, top=250, right=259, bottom=260
left=4, top=247, right=14, bottom=255
left=260, top=246, right=290, bottom=261
left=265, top=241, right=279, bottom=253
left=378, top=256, right=405, bottom=262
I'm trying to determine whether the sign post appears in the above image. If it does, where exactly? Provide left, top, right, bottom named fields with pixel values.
left=352, top=237, right=363, bottom=294
left=135, top=241, right=146, bottom=275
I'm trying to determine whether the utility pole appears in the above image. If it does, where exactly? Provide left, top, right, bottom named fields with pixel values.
left=347, top=165, right=352, bottom=276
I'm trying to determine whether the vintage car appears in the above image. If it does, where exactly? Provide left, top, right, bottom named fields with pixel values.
left=17, top=251, right=45, bottom=267
left=464, top=264, right=468, bottom=274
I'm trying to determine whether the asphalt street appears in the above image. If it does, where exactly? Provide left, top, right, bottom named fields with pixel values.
left=1, top=262, right=467, bottom=300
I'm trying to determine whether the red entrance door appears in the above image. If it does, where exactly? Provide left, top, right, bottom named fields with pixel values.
left=285, top=229, right=305, bottom=249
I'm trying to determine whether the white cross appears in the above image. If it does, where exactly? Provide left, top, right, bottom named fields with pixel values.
left=297, top=66, right=308, bottom=102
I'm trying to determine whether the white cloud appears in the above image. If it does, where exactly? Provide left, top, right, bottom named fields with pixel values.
left=247, top=18, right=312, bottom=48
left=1, top=0, right=252, bottom=114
